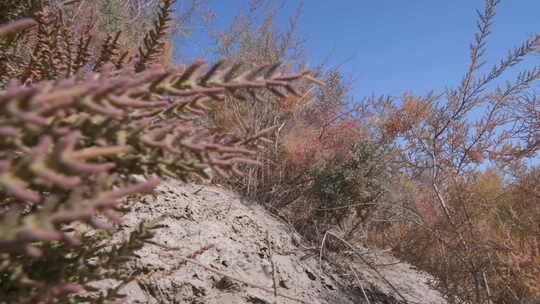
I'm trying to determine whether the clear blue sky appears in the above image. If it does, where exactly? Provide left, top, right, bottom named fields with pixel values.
left=175, top=0, right=540, bottom=100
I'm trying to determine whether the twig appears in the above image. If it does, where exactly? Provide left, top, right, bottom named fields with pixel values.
left=266, top=231, right=278, bottom=302
left=349, top=265, right=371, bottom=304
left=324, top=232, right=410, bottom=303
left=0, top=19, right=37, bottom=37
left=483, top=271, right=493, bottom=304
left=275, top=122, right=286, bottom=153
left=319, top=231, right=329, bottom=269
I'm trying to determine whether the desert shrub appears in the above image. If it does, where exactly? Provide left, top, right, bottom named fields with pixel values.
left=0, top=1, right=314, bottom=302
left=0, top=0, right=210, bottom=85
left=203, top=1, right=416, bottom=252
left=204, top=0, right=325, bottom=202
left=299, top=139, right=418, bottom=245
left=360, top=0, right=540, bottom=302
left=377, top=168, right=540, bottom=303
left=311, top=142, right=391, bottom=226
left=484, top=168, right=540, bottom=302
left=204, top=1, right=342, bottom=197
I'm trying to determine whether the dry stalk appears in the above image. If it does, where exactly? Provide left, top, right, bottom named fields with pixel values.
left=319, top=231, right=329, bottom=269
left=324, top=231, right=410, bottom=303
left=266, top=230, right=278, bottom=302
left=349, top=264, right=371, bottom=304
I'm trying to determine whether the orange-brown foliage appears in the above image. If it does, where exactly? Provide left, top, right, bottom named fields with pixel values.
left=281, top=118, right=364, bottom=170
left=384, top=93, right=432, bottom=139
left=371, top=168, right=540, bottom=303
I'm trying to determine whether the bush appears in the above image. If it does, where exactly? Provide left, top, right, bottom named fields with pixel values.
left=0, top=1, right=315, bottom=302
left=202, top=2, right=418, bottom=255
left=301, top=139, right=416, bottom=244
left=362, top=0, right=540, bottom=302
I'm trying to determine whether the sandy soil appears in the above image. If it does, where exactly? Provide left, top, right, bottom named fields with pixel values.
left=82, top=179, right=447, bottom=304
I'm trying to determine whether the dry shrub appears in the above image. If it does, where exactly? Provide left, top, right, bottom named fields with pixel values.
left=363, top=1, right=540, bottom=302
left=0, top=1, right=314, bottom=302
left=302, top=139, right=415, bottom=245
left=371, top=168, right=540, bottom=303
left=204, top=1, right=417, bottom=254
left=281, top=121, right=322, bottom=169
left=205, top=1, right=325, bottom=205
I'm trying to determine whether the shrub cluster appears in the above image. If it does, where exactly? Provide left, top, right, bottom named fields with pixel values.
left=200, top=2, right=418, bottom=255
left=3, top=1, right=537, bottom=303
left=363, top=0, right=540, bottom=302
left=0, top=1, right=316, bottom=302
left=205, top=2, right=540, bottom=303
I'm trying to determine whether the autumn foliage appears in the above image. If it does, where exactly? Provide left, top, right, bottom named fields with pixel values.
left=206, top=1, right=540, bottom=303
left=361, top=0, right=540, bottom=302
left=0, top=1, right=315, bottom=302
left=1, top=0, right=539, bottom=303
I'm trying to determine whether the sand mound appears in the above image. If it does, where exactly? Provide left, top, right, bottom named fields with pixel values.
left=82, top=180, right=446, bottom=304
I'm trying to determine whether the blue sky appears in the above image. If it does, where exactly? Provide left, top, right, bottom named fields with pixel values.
left=175, top=0, right=540, bottom=100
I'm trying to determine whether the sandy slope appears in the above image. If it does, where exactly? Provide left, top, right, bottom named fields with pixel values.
left=84, top=180, right=447, bottom=304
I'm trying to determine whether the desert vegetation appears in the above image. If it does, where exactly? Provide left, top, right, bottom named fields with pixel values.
left=0, top=0, right=317, bottom=302
left=1, top=0, right=539, bottom=303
